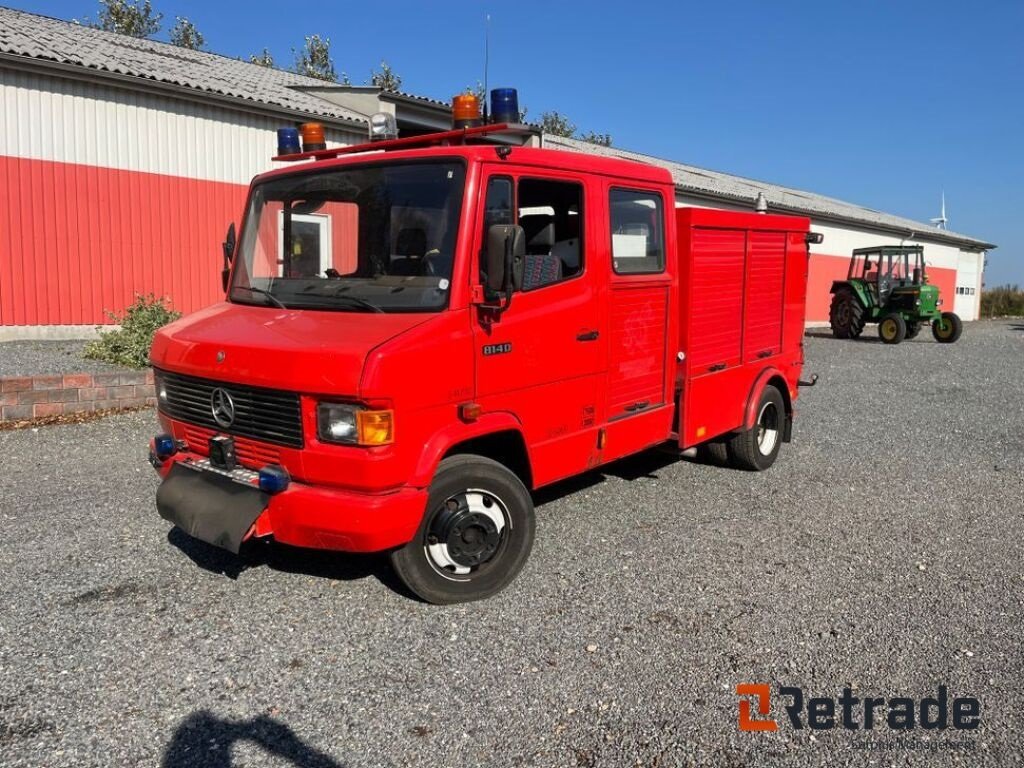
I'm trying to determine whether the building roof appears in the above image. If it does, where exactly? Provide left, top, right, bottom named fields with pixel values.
left=544, top=135, right=996, bottom=251
left=0, top=6, right=366, bottom=126
left=0, top=7, right=995, bottom=251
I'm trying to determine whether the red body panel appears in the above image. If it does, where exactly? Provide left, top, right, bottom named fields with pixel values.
left=676, top=208, right=810, bottom=448
left=150, top=144, right=810, bottom=553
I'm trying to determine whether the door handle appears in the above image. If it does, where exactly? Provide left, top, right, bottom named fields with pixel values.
left=576, top=330, right=600, bottom=342
left=624, top=400, right=650, bottom=412
left=756, top=349, right=773, bottom=359
left=708, top=363, right=727, bottom=372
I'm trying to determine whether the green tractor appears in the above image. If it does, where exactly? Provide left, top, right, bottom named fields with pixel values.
left=829, top=245, right=962, bottom=344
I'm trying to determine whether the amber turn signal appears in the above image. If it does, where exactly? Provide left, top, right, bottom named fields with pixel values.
left=356, top=409, right=394, bottom=445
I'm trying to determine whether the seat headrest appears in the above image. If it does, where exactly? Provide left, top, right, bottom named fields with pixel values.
left=519, top=214, right=555, bottom=251
left=395, top=228, right=427, bottom=256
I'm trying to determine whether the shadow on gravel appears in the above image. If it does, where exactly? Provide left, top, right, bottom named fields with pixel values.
left=804, top=329, right=884, bottom=343
left=534, top=447, right=680, bottom=506
left=167, top=528, right=414, bottom=598
left=163, top=711, right=345, bottom=767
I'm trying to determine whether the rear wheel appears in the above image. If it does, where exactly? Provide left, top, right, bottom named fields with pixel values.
left=726, top=385, right=785, bottom=471
left=879, top=313, right=907, bottom=344
left=905, top=322, right=922, bottom=340
left=829, top=289, right=866, bottom=339
left=390, top=455, right=535, bottom=604
left=932, top=312, right=963, bottom=343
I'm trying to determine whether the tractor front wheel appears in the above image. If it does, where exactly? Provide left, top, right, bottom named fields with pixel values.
left=829, top=289, right=866, bottom=339
left=932, top=312, right=963, bottom=343
left=879, top=313, right=907, bottom=344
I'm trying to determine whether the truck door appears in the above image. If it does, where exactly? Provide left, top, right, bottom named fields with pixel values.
left=602, top=187, right=672, bottom=459
left=471, top=171, right=605, bottom=487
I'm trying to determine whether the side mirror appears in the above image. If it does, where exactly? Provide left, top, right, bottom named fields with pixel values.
left=221, top=222, right=236, bottom=293
left=485, top=224, right=525, bottom=305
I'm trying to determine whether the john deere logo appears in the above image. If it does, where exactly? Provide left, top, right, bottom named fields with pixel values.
left=210, top=388, right=236, bottom=428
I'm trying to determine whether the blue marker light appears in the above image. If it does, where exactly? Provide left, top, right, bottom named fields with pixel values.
left=153, top=433, right=176, bottom=459
left=490, top=88, right=520, bottom=124
left=258, top=465, right=290, bottom=494
left=276, top=127, right=301, bottom=156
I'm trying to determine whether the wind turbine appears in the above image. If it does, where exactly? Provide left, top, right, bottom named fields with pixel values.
left=930, top=192, right=948, bottom=230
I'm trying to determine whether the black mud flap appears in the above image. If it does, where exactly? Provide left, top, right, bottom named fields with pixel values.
left=156, top=463, right=269, bottom=554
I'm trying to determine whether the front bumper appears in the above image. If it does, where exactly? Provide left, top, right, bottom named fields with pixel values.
left=152, top=451, right=427, bottom=553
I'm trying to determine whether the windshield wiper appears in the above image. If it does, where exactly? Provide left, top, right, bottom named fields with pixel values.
left=328, top=293, right=384, bottom=313
left=233, top=286, right=288, bottom=309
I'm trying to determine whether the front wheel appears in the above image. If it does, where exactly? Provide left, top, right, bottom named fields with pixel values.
left=390, top=455, right=535, bottom=604
left=879, top=313, right=907, bottom=344
left=932, top=312, right=963, bottom=343
left=905, top=322, right=922, bottom=340
left=726, top=385, right=785, bottom=471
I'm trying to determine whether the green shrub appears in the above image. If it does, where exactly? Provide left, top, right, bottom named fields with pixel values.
left=980, top=285, right=1024, bottom=318
left=83, top=294, right=180, bottom=369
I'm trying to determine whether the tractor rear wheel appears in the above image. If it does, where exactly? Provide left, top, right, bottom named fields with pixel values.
left=905, top=322, right=922, bottom=340
left=879, top=313, right=907, bottom=344
left=932, top=312, right=963, bottom=343
left=829, top=289, right=866, bottom=339
left=726, top=385, right=785, bottom=471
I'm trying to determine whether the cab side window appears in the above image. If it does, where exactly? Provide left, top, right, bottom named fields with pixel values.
left=610, top=189, right=665, bottom=274
left=517, top=179, right=584, bottom=291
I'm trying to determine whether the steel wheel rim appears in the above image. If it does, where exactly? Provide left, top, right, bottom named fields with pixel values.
left=756, top=402, right=779, bottom=456
left=424, top=488, right=511, bottom=582
left=881, top=320, right=896, bottom=340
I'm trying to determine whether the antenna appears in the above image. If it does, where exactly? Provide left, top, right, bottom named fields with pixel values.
left=482, top=13, right=491, bottom=122
left=930, top=191, right=948, bottom=230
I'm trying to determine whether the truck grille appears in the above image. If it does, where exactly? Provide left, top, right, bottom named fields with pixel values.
left=154, top=368, right=304, bottom=449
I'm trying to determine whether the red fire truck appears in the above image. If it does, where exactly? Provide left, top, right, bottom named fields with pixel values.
left=149, top=116, right=818, bottom=604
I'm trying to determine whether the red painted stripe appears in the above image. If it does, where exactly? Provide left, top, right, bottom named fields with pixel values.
left=0, top=155, right=246, bottom=326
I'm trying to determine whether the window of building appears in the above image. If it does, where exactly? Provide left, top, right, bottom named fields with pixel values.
left=610, top=188, right=665, bottom=274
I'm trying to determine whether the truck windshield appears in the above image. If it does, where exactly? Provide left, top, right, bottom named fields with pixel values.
left=231, top=161, right=466, bottom=313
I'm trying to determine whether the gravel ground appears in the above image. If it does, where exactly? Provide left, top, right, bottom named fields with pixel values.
left=0, top=340, right=130, bottom=377
left=1, top=320, right=1022, bottom=767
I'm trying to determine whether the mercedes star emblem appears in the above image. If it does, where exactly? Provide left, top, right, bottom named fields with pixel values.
left=210, top=387, right=236, bottom=428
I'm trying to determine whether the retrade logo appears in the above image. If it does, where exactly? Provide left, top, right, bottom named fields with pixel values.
left=736, top=684, right=980, bottom=732
left=210, top=387, right=236, bottom=428
left=737, top=683, right=778, bottom=731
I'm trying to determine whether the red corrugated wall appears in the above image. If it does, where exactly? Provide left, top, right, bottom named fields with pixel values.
left=0, top=154, right=247, bottom=325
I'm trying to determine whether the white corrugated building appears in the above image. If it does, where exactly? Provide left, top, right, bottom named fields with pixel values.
left=0, top=6, right=995, bottom=336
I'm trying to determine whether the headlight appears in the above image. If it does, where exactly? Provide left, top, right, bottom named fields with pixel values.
left=317, top=403, right=394, bottom=446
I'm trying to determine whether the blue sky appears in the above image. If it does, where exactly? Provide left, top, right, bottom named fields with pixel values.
left=24, top=0, right=1024, bottom=284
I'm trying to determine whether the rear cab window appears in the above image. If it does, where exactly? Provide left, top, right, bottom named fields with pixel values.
left=610, top=188, right=666, bottom=275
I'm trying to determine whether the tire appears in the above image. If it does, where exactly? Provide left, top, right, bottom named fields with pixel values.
left=878, top=313, right=907, bottom=344
left=932, top=312, right=963, bottom=343
left=390, top=455, right=535, bottom=604
left=698, top=440, right=730, bottom=466
left=905, top=322, right=921, bottom=340
left=726, top=385, right=785, bottom=471
left=829, top=289, right=866, bottom=339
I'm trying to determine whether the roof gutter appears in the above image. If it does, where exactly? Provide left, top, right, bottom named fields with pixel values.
left=678, top=188, right=996, bottom=252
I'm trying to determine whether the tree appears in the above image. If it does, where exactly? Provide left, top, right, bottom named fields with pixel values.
left=86, top=0, right=162, bottom=38
left=540, top=111, right=576, bottom=138
left=579, top=130, right=612, bottom=147
left=169, top=16, right=204, bottom=50
left=249, top=48, right=275, bottom=68
left=370, top=60, right=402, bottom=93
left=540, top=110, right=612, bottom=146
left=292, top=35, right=337, bottom=82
